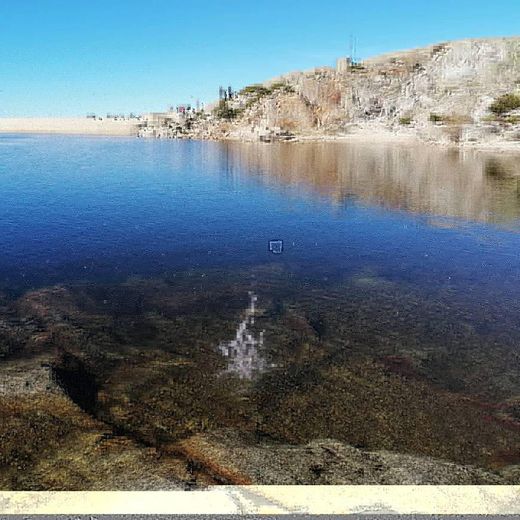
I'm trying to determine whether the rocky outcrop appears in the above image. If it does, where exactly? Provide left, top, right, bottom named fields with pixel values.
left=0, top=356, right=185, bottom=490
left=192, top=37, right=520, bottom=147
left=177, top=429, right=508, bottom=484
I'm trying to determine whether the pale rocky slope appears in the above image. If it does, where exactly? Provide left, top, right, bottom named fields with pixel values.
left=193, top=37, right=520, bottom=147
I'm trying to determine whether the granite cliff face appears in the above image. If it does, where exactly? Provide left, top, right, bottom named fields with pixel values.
left=194, top=37, right=520, bottom=146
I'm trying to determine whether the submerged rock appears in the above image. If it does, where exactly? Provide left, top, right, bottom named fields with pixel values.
left=177, top=429, right=507, bottom=485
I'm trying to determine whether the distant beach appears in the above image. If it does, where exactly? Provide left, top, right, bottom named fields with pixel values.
left=0, top=117, right=139, bottom=136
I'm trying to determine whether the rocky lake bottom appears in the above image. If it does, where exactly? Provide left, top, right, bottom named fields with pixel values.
left=2, top=264, right=520, bottom=488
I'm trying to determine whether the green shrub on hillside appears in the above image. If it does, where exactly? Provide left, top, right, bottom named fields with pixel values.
left=270, top=82, right=296, bottom=93
left=429, top=113, right=473, bottom=125
left=240, top=82, right=295, bottom=99
left=504, top=115, right=520, bottom=124
left=239, top=84, right=272, bottom=97
left=349, top=63, right=366, bottom=72
left=489, top=93, right=520, bottom=116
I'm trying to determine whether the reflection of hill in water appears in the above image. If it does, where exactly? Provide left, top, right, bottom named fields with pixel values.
left=215, top=142, right=520, bottom=226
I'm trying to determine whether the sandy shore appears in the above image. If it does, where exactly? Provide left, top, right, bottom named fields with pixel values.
left=0, top=117, right=139, bottom=136
left=294, top=129, right=520, bottom=154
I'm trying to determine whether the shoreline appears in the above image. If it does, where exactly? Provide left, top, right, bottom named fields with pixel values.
left=223, top=130, right=520, bottom=154
left=292, top=132, right=520, bottom=154
left=1, top=117, right=520, bottom=154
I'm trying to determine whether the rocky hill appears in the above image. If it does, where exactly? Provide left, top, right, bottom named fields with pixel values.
left=189, top=37, right=520, bottom=146
left=3, top=271, right=520, bottom=488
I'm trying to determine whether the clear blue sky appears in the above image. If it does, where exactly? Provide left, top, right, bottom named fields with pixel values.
left=1, top=0, right=519, bottom=117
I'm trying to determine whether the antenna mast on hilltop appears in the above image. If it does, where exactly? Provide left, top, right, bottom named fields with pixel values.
left=348, top=33, right=359, bottom=64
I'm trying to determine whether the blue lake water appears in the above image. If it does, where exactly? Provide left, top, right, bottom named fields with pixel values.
left=1, top=134, right=520, bottom=299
